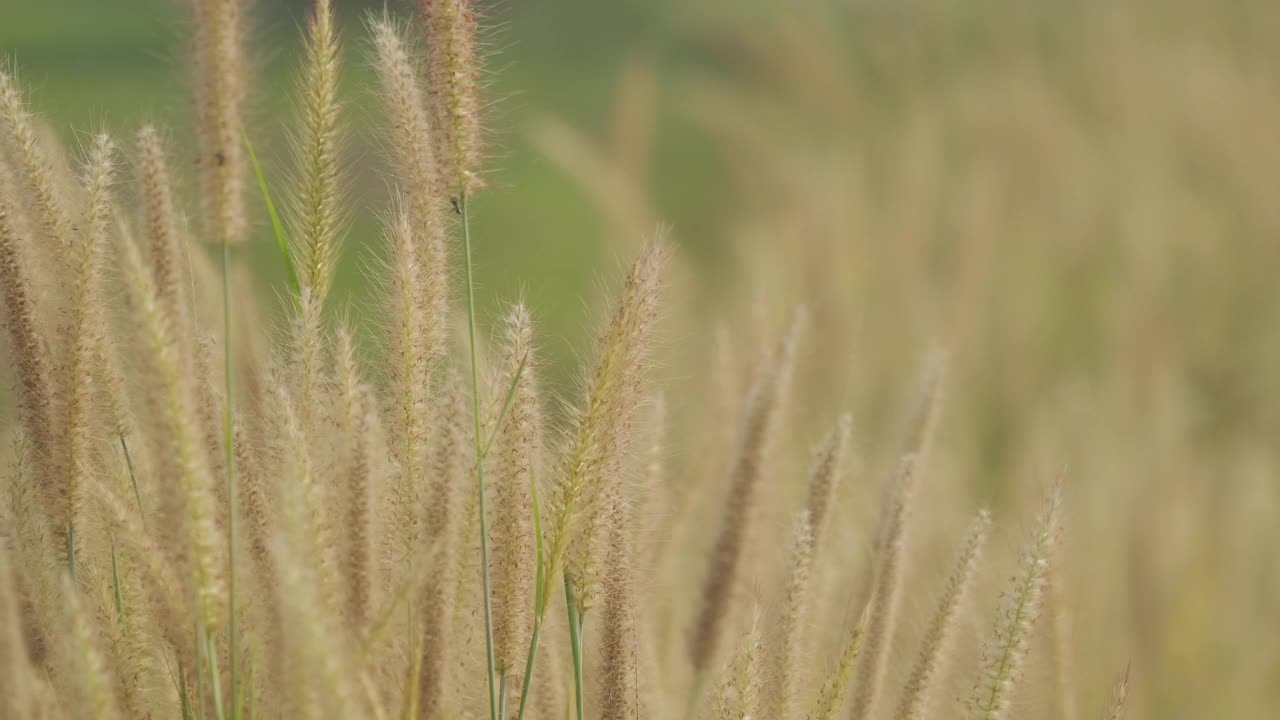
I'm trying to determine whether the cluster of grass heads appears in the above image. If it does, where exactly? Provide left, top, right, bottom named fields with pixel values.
left=2, top=0, right=1276, bottom=719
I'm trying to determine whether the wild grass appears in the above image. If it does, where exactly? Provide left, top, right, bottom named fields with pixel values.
left=1, top=1, right=1277, bottom=719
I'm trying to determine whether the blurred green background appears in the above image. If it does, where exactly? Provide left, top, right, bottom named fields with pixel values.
left=0, top=0, right=722, bottom=369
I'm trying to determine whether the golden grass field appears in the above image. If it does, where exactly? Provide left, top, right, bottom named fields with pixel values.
left=0, top=1, right=1277, bottom=719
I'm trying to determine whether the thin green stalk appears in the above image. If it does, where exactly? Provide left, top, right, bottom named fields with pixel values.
left=205, top=627, right=226, bottom=720
left=196, top=625, right=208, bottom=720
left=221, top=240, right=239, bottom=720
left=514, top=613, right=544, bottom=720
left=120, top=435, right=144, bottom=529
left=66, top=525, right=75, bottom=578
left=481, top=353, right=529, bottom=459
left=242, top=129, right=300, bottom=311
left=499, top=673, right=508, bottom=720
left=514, top=471, right=546, bottom=720
left=459, top=191, right=499, bottom=720
left=564, top=573, right=584, bottom=720
left=110, top=537, right=124, bottom=623
left=179, top=659, right=193, bottom=720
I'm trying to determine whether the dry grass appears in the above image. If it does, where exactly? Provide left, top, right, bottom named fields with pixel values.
left=0, top=1, right=1277, bottom=719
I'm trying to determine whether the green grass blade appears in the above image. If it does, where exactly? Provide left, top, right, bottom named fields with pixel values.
left=119, top=435, right=144, bottom=530
left=514, top=466, right=546, bottom=720
left=564, top=573, right=585, bottom=720
left=179, top=659, right=193, bottom=720
left=241, top=127, right=301, bottom=312
left=481, top=352, right=529, bottom=460
left=109, top=536, right=124, bottom=623
left=66, top=525, right=75, bottom=578
left=205, top=628, right=226, bottom=720
left=459, top=192, right=499, bottom=720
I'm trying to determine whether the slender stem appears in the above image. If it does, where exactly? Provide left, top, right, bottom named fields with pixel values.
left=66, top=525, right=75, bottom=578
left=460, top=191, right=499, bottom=720
left=110, top=536, right=124, bottom=622
left=498, top=673, right=509, bottom=720
left=206, top=627, right=226, bottom=720
left=196, top=624, right=208, bottom=720
left=221, top=241, right=239, bottom=720
left=516, top=461, right=548, bottom=720
left=564, top=573, right=585, bottom=720
left=178, top=659, right=193, bottom=720
left=120, top=435, right=144, bottom=529
left=513, top=612, right=544, bottom=720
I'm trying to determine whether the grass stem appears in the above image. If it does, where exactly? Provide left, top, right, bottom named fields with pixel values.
left=564, top=572, right=585, bottom=720
left=515, top=462, right=547, bottom=720
left=499, top=673, right=508, bottom=720
left=120, top=435, right=144, bottom=528
left=460, top=191, right=499, bottom=720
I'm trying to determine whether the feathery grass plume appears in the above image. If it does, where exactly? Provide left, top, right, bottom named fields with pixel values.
left=136, top=125, right=191, bottom=346
left=446, top=363, right=486, bottom=688
left=233, top=418, right=273, bottom=607
left=271, top=372, right=340, bottom=604
left=55, top=573, right=123, bottom=719
left=807, top=606, right=871, bottom=720
left=229, top=257, right=270, bottom=414
left=0, top=68, right=72, bottom=257
left=57, top=132, right=116, bottom=555
left=639, top=391, right=667, bottom=572
left=690, top=313, right=800, bottom=675
left=804, top=414, right=851, bottom=554
left=5, top=430, right=60, bottom=668
left=89, top=475, right=189, bottom=666
left=0, top=197, right=55, bottom=484
left=0, top=140, right=52, bottom=310
left=709, top=610, right=762, bottom=720
left=1103, top=664, right=1130, bottom=720
left=767, top=511, right=814, bottom=720
left=420, top=363, right=468, bottom=719
left=491, top=304, right=541, bottom=679
left=288, top=289, right=327, bottom=449
left=0, top=545, right=34, bottom=719
left=288, top=0, right=345, bottom=307
left=92, top=237, right=133, bottom=441
left=92, top=544, right=152, bottom=719
left=967, top=484, right=1063, bottom=720
left=231, top=411, right=287, bottom=708
left=0, top=125, right=25, bottom=196
left=370, top=17, right=449, bottom=350
left=416, top=0, right=485, bottom=197
left=272, top=386, right=362, bottom=720
left=597, top=462, right=643, bottom=720
left=893, top=510, right=991, bottom=720
left=379, top=201, right=430, bottom=565
left=433, top=362, right=469, bottom=548
left=120, top=221, right=225, bottom=633
left=849, top=454, right=920, bottom=720
left=193, top=338, right=230, bottom=518
left=190, top=0, right=247, bottom=245
left=546, top=240, right=667, bottom=609
left=333, top=326, right=373, bottom=627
